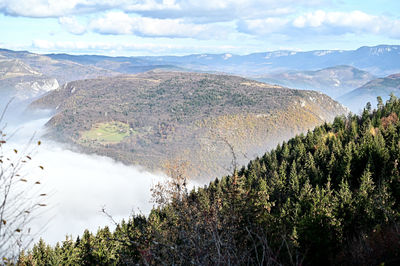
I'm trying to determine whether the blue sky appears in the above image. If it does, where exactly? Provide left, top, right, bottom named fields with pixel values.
left=0, top=0, right=399, bottom=56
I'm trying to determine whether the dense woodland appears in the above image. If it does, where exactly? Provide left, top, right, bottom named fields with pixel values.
left=18, top=96, right=400, bottom=265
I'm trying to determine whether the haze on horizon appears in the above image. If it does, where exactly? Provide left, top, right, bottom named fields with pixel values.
left=0, top=0, right=399, bottom=56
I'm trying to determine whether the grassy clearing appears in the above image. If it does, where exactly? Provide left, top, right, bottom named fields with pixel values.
left=80, top=121, right=130, bottom=144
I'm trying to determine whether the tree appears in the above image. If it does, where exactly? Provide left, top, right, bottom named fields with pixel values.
left=0, top=101, right=47, bottom=261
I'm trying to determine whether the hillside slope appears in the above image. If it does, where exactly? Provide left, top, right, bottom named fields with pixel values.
left=256, top=65, right=375, bottom=99
left=23, top=91, right=400, bottom=266
left=340, top=73, right=400, bottom=113
left=32, top=71, right=347, bottom=179
left=0, top=49, right=119, bottom=84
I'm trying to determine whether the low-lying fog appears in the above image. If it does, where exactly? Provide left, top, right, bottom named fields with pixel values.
left=3, top=107, right=165, bottom=246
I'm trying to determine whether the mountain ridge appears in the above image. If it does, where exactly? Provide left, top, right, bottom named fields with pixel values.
left=255, top=65, right=375, bottom=99
left=339, top=73, right=400, bottom=113
left=2, top=44, right=399, bottom=80
left=43, top=44, right=400, bottom=76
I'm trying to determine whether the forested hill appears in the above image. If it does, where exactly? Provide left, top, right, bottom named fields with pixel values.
left=21, top=97, right=400, bottom=265
left=30, top=71, right=346, bottom=180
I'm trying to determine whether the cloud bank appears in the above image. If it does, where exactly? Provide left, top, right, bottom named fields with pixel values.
left=238, top=10, right=400, bottom=39
left=3, top=0, right=399, bottom=41
left=31, top=142, right=164, bottom=245
left=87, top=12, right=227, bottom=39
left=55, top=9, right=400, bottom=41
left=5, top=115, right=165, bottom=245
left=1, top=0, right=400, bottom=56
left=0, top=0, right=323, bottom=19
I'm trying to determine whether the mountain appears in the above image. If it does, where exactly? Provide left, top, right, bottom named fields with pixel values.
left=22, top=91, right=400, bottom=266
left=2, top=45, right=400, bottom=86
left=0, top=58, right=41, bottom=78
left=0, top=58, right=59, bottom=117
left=339, top=73, right=400, bottom=113
left=42, top=45, right=400, bottom=76
left=254, top=65, right=375, bottom=99
left=161, top=45, right=400, bottom=76
left=31, top=71, right=347, bottom=179
left=0, top=49, right=119, bottom=84
left=45, top=53, right=187, bottom=74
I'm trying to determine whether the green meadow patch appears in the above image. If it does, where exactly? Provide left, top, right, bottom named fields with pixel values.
left=79, top=121, right=130, bottom=144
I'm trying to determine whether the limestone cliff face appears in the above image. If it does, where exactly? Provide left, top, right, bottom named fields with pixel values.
left=0, top=59, right=59, bottom=103
left=13, top=78, right=59, bottom=100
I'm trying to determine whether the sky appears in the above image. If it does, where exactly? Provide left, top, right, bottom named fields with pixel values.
left=0, top=0, right=400, bottom=56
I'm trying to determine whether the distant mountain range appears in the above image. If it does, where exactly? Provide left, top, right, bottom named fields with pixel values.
left=30, top=71, right=347, bottom=179
left=43, top=44, right=400, bottom=77
left=2, top=45, right=399, bottom=81
left=1, top=45, right=400, bottom=115
left=339, top=73, right=400, bottom=113
left=255, top=65, right=375, bottom=99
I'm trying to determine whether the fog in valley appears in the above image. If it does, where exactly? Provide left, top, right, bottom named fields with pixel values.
left=2, top=104, right=165, bottom=245
left=2, top=0, right=399, bottom=262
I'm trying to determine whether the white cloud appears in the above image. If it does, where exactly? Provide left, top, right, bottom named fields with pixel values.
left=47, top=11, right=229, bottom=39
left=238, top=10, right=400, bottom=39
left=237, top=17, right=289, bottom=35
left=122, top=0, right=319, bottom=24
left=292, top=10, right=400, bottom=38
left=88, top=12, right=228, bottom=39
left=3, top=0, right=399, bottom=47
left=89, top=12, right=134, bottom=35
left=59, top=16, right=86, bottom=35
left=293, top=10, right=376, bottom=29
left=293, top=10, right=327, bottom=28
left=0, top=0, right=322, bottom=20
left=123, top=0, right=181, bottom=12
left=0, top=0, right=80, bottom=17
left=0, top=0, right=143, bottom=17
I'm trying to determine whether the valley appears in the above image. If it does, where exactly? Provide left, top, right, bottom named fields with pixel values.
left=3, top=46, right=400, bottom=179
left=1, top=45, right=399, bottom=261
left=3, top=1, right=400, bottom=264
